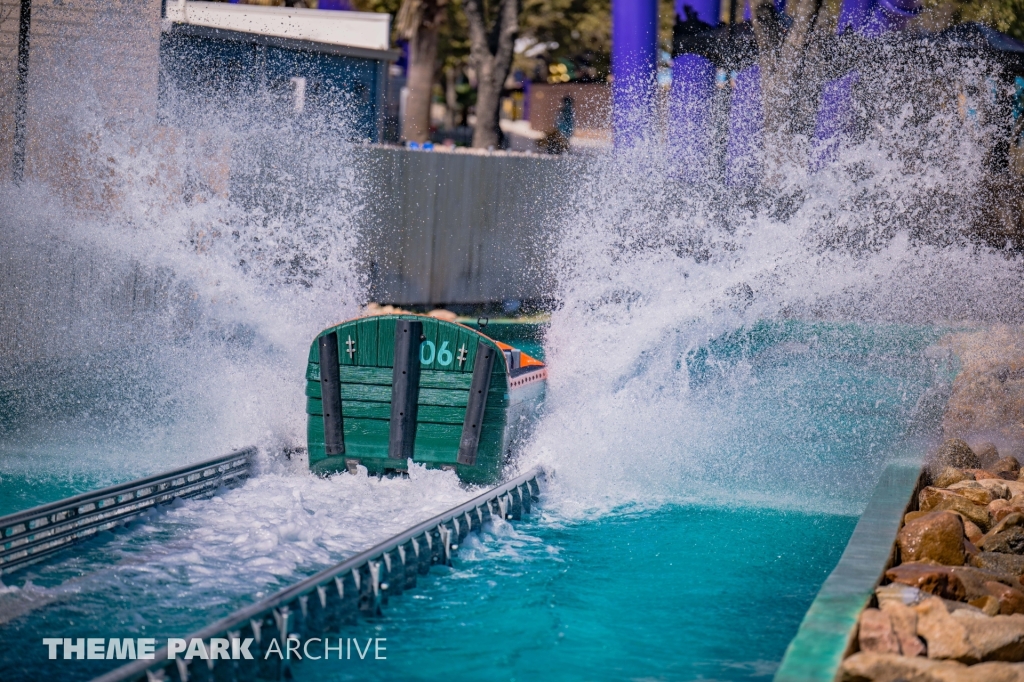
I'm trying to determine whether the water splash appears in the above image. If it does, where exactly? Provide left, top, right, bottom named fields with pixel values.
left=1, top=20, right=1021, bottom=536
left=0, top=64, right=365, bottom=483
left=527, top=42, right=1023, bottom=516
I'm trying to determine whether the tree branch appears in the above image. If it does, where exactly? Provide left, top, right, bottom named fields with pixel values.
left=781, top=0, right=820, bottom=66
left=463, top=0, right=490, bottom=63
left=492, top=0, right=519, bottom=77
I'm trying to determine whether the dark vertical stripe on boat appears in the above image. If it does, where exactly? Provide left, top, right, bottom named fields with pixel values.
left=319, top=332, right=345, bottom=456
left=389, top=319, right=422, bottom=460
left=458, top=342, right=495, bottom=466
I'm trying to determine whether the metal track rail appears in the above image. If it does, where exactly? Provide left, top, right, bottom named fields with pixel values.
left=0, top=448, right=256, bottom=575
left=93, top=467, right=544, bottom=682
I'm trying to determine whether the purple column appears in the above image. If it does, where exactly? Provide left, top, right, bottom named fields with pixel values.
left=726, top=65, right=763, bottom=187
left=612, top=0, right=659, bottom=146
left=820, top=0, right=918, bottom=173
left=669, top=54, right=715, bottom=179
left=810, top=71, right=860, bottom=171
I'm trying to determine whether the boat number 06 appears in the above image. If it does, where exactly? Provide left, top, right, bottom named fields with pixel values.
left=420, top=340, right=454, bottom=366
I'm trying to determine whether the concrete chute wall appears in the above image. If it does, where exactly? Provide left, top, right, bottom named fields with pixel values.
left=354, top=148, right=567, bottom=307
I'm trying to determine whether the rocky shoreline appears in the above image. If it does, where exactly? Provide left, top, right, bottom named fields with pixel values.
left=842, top=327, right=1024, bottom=682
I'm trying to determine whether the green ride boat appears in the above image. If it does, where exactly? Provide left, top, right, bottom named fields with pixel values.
left=306, top=314, right=547, bottom=484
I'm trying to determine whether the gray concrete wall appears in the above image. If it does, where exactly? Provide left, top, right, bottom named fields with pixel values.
left=355, top=147, right=569, bottom=307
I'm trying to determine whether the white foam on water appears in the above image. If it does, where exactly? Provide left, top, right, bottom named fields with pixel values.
left=0, top=462, right=475, bottom=623
left=112, top=463, right=471, bottom=593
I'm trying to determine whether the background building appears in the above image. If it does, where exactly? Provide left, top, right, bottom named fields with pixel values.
left=161, top=2, right=398, bottom=140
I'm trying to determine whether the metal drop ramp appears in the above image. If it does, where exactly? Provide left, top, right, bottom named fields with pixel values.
left=0, top=449, right=255, bottom=575
left=91, top=467, right=544, bottom=682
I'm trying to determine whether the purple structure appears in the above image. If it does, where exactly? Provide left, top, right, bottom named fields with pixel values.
left=669, top=54, right=716, bottom=178
left=318, top=0, right=354, bottom=9
left=867, top=0, right=922, bottom=34
left=838, top=0, right=921, bottom=35
left=818, top=0, right=920, bottom=171
left=668, top=0, right=720, bottom=177
left=810, top=71, right=860, bottom=171
left=675, top=0, right=719, bottom=25
left=612, top=0, right=659, bottom=145
left=838, top=0, right=873, bottom=34
left=726, top=65, right=763, bottom=187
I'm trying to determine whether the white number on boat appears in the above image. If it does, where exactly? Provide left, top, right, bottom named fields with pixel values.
left=420, top=340, right=436, bottom=365
left=437, top=341, right=453, bottom=366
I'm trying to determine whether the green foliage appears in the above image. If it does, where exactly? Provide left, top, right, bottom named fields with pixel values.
left=508, top=0, right=610, bottom=80
left=439, top=0, right=472, bottom=71
left=352, top=0, right=403, bottom=16
left=911, top=0, right=1024, bottom=42
left=513, top=0, right=676, bottom=82
left=960, top=0, right=1024, bottom=40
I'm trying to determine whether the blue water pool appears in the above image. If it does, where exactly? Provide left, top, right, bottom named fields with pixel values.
left=293, top=506, right=855, bottom=682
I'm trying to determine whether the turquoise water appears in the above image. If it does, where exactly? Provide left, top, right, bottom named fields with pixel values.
left=296, top=507, right=855, bottom=682
left=0, top=322, right=951, bottom=681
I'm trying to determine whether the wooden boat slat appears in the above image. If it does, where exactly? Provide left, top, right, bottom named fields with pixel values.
left=357, top=316, right=379, bottom=366
left=305, top=380, right=506, bottom=406
left=306, top=365, right=498, bottom=389
left=340, top=366, right=477, bottom=389
left=307, top=398, right=504, bottom=425
left=310, top=418, right=494, bottom=464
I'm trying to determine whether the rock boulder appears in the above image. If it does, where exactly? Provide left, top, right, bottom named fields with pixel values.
left=972, top=552, right=1024, bottom=577
left=841, top=652, right=1024, bottom=682
left=914, top=597, right=1024, bottom=663
left=996, top=457, right=1023, bottom=476
left=977, top=443, right=1004, bottom=469
left=887, top=564, right=968, bottom=601
left=934, top=439, right=983, bottom=470
left=879, top=600, right=926, bottom=657
left=858, top=608, right=901, bottom=654
left=935, top=466, right=973, bottom=489
left=899, top=512, right=967, bottom=566
left=920, top=487, right=992, bottom=531
left=985, top=581, right=1024, bottom=616
left=981, top=527, right=1024, bottom=555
